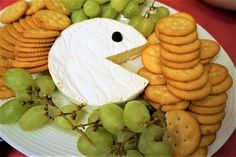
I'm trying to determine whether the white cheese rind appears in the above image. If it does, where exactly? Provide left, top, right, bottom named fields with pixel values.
left=49, top=18, right=148, bottom=106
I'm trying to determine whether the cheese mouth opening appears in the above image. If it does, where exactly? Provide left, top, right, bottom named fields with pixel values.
left=107, top=43, right=148, bottom=64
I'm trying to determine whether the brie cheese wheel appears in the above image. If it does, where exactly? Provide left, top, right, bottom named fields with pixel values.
left=48, top=18, right=148, bottom=106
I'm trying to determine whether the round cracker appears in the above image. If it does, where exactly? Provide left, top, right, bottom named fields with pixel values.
left=190, top=110, right=225, bottom=125
left=199, top=134, right=216, bottom=147
left=200, top=39, right=220, bottom=59
left=172, top=12, right=196, bottom=22
left=200, top=123, right=221, bottom=135
left=160, top=57, right=200, bottom=69
left=26, top=0, right=46, bottom=15
left=160, top=39, right=201, bottom=54
left=19, top=18, right=33, bottom=30
left=44, top=0, right=70, bottom=15
left=188, top=103, right=226, bottom=115
left=206, top=63, right=228, bottom=85
left=167, top=70, right=208, bottom=91
left=166, top=110, right=201, bottom=157
left=141, top=44, right=162, bottom=74
left=0, top=47, right=14, bottom=59
left=12, top=59, right=48, bottom=68
left=211, top=75, right=233, bottom=95
left=189, top=147, right=207, bottom=157
left=137, top=67, right=166, bottom=85
left=161, top=63, right=204, bottom=82
left=13, top=22, right=26, bottom=33
left=157, top=16, right=196, bottom=36
left=145, top=85, right=181, bottom=105
left=0, top=1, right=28, bottom=24
left=23, top=29, right=60, bottom=39
left=167, top=82, right=211, bottom=101
left=201, top=58, right=212, bottom=64
left=192, top=92, right=228, bottom=107
left=161, top=101, right=190, bottom=112
left=147, top=32, right=160, bottom=44
left=25, top=64, right=48, bottom=74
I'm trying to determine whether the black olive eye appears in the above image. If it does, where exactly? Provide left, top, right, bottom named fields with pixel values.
left=112, top=31, right=123, bottom=42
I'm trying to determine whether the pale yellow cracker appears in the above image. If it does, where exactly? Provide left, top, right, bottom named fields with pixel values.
left=12, top=59, right=48, bottom=68
left=23, top=29, right=60, bottom=38
left=137, top=67, right=166, bottom=85
left=19, top=18, right=33, bottom=30
left=1, top=26, right=18, bottom=45
left=172, top=12, right=196, bottom=22
left=15, top=56, right=48, bottom=62
left=200, top=123, right=221, bottom=135
left=199, top=134, right=216, bottom=147
left=16, top=42, right=53, bottom=48
left=25, top=64, right=48, bottom=74
left=166, top=110, right=201, bottom=157
left=0, top=36, right=15, bottom=52
left=206, top=63, right=228, bottom=85
left=13, top=22, right=26, bottom=33
left=200, top=39, right=220, bottom=59
left=160, top=57, right=200, bottom=69
left=148, top=101, right=161, bottom=110
left=167, top=70, right=208, bottom=91
left=189, top=147, right=207, bottom=157
left=15, top=46, right=50, bottom=53
left=25, top=16, right=40, bottom=29
left=160, top=48, right=200, bottom=63
left=167, top=82, right=211, bottom=101
left=18, top=37, right=56, bottom=43
left=161, top=101, right=190, bottom=112
left=189, top=103, right=226, bottom=115
left=211, top=75, right=233, bottom=95
left=190, top=110, right=225, bottom=125
left=14, top=51, right=49, bottom=57
left=159, top=31, right=198, bottom=45
left=0, top=47, right=15, bottom=59
left=32, top=10, right=71, bottom=31
left=141, top=44, right=162, bottom=74
left=0, top=1, right=28, bottom=24
left=26, top=0, right=46, bottom=15
left=147, top=32, right=159, bottom=44
left=161, top=63, right=204, bottom=82
left=192, top=92, right=228, bottom=107
left=145, top=85, right=181, bottom=105
left=6, top=24, right=22, bottom=39
left=160, top=39, right=201, bottom=54
left=44, top=0, right=70, bottom=15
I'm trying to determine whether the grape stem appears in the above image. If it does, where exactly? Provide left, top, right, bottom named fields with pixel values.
left=26, top=87, right=96, bottom=146
left=144, top=0, right=156, bottom=18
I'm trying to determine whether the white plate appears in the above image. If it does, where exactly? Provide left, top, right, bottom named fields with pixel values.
left=0, top=1, right=235, bottom=157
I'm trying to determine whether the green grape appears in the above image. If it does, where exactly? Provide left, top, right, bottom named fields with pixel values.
left=88, top=109, right=100, bottom=123
left=83, top=0, right=101, bottom=18
left=136, top=18, right=155, bottom=37
left=111, top=0, right=130, bottom=12
left=115, top=131, right=137, bottom=150
left=4, top=68, right=34, bottom=92
left=51, top=90, right=75, bottom=107
left=101, top=4, right=118, bottom=19
left=100, top=103, right=124, bottom=134
left=145, top=139, right=172, bottom=157
left=60, top=0, right=86, bottom=11
left=128, top=15, right=144, bottom=28
left=150, top=14, right=161, bottom=24
left=94, top=0, right=110, bottom=4
left=34, top=75, right=56, bottom=96
left=54, top=104, right=82, bottom=129
left=71, top=9, right=88, bottom=23
left=138, top=125, right=164, bottom=153
left=126, top=150, right=143, bottom=157
left=77, top=127, right=113, bottom=156
left=0, top=99, right=30, bottom=124
left=15, top=92, right=31, bottom=102
left=123, top=0, right=141, bottom=18
left=155, top=6, right=170, bottom=18
left=19, top=105, right=48, bottom=131
left=123, top=100, right=150, bottom=133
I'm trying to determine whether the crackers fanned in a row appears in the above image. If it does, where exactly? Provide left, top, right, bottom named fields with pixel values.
left=0, top=0, right=71, bottom=99
left=139, top=12, right=233, bottom=157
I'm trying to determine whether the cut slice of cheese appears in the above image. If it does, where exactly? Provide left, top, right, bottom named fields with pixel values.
left=48, top=18, right=148, bottom=106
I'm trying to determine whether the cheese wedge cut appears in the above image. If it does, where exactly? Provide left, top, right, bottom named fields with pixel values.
left=48, top=18, right=148, bottom=106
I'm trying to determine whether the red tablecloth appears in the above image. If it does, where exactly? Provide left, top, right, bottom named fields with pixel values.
left=0, top=0, right=235, bottom=157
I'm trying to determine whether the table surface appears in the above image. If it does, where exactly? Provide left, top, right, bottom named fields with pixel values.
left=0, top=0, right=235, bottom=157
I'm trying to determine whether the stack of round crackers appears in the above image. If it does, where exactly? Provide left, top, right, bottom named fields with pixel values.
left=0, top=0, right=71, bottom=99
left=139, top=12, right=233, bottom=157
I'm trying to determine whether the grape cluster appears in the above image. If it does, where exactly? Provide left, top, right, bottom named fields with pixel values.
left=77, top=100, right=172, bottom=157
left=60, top=0, right=170, bottom=37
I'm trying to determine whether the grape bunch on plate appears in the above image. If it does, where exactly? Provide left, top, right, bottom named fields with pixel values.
left=60, top=0, right=170, bottom=37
